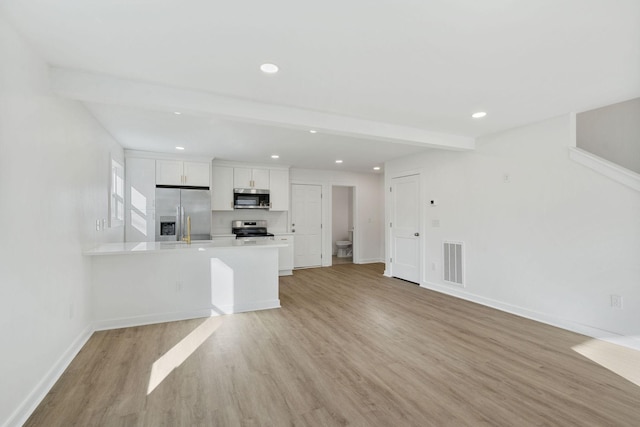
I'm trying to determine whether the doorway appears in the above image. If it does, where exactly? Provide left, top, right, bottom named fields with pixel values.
left=390, top=174, right=421, bottom=283
left=332, top=186, right=354, bottom=265
left=291, top=184, right=322, bottom=268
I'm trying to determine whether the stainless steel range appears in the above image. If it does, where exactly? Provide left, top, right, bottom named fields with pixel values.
left=231, top=220, right=275, bottom=241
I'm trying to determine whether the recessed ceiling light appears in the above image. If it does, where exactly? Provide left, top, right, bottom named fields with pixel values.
left=271, top=154, right=280, bottom=159
left=373, top=166, right=381, bottom=171
left=174, top=111, right=181, bottom=115
left=472, top=111, right=487, bottom=118
left=335, top=160, right=343, bottom=164
left=175, top=146, right=185, bottom=150
left=309, top=129, right=317, bottom=134
left=260, top=63, right=279, bottom=74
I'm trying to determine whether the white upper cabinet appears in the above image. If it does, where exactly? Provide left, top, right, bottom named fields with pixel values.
left=269, top=169, right=290, bottom=211
left=156, top=160, right=210, bottom=187
left=155, top=160, right=183, bottom=186
left=211, top=165, right=234, bottom=211
left=213, top=162, right=290, bottom=211
left=233, top=167, right=270, bottom=189
left=183, top=162, right=211, bottom=187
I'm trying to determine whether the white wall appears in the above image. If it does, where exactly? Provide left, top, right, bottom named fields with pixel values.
left=385, top=115, right=640, bottom=348
left=331, top=186, right=352, bottom=255
left=0, top=15, right=124, bottom=427
left=290, top=168, right=384, bottom=264
left=211, top=210, right=289, bottom=235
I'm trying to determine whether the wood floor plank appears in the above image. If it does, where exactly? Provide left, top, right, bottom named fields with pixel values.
left=24, top=263, right=640, bottom=426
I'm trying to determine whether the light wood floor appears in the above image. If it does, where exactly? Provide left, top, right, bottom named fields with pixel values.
left=27, top=263, right=640, bottom=426
left=332, top=255, right=352, bottom=265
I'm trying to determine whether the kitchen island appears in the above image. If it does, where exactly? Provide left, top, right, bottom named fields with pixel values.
left=85, top=239, right=285, bottom=330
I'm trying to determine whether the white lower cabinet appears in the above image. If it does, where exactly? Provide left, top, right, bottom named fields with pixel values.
left=274, top=234, right=294, bottom=276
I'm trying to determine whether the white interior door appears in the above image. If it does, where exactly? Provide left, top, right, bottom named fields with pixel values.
left=391, top=174, right=420, bottom=283
left=292, top=184, right=322, bottom=268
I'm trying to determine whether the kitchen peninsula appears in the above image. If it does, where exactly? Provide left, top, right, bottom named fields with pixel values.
left=85, top=239, right=285, bottom=330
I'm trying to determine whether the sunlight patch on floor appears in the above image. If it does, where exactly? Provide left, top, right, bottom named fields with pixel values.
left=572, top=338, right=640, bottom=387
left=147, top=316, right=223, bottom=394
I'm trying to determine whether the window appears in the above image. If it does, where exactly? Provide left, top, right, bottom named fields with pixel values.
left=110, top=157, right=124, bottom=227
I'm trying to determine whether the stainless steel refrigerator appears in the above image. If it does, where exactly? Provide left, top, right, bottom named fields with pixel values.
left=155, top=188, right=211, bottom=241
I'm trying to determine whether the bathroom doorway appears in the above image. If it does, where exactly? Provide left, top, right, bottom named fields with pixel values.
left=332, top=185, right=355, bottom=265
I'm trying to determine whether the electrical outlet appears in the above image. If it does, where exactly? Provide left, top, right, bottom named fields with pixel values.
left=176, top=282, right=183, bottom=292
left=95, top=219, right=101, bottom=231
left=610, top=294, right=623, bottom=309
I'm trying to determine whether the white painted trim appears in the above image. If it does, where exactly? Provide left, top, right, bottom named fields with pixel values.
left=569, top=147, right=640, bottom=192
left=51, top=68, right=475, bottom=151
left=212, top=159, right=290, bottom=171
left=232, top=300, right=281, bottom=313
left=421, top=281, right=640, bottom=351
left=355, top=258, right=385, bottom=264
left=4, top=325, right=94, bottom=427
left=93, top=309, right=218, bottom=331
left=124, top=149, right=213, bottom=163
left=93, top=301, right=281, bottom=331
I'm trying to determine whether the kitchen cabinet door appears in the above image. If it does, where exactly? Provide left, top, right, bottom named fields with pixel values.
left=274, top=234, right=294, bottom=275
left=269, top=169, right=289, bottom=211
left=211, top=166, right=234, bottom=210
left=233, top=167, right=252, bottom=188
left=234, top=167, right=270, bottom=189
left=183, top=161, right=210, bottom=187
left=156, top=160, right=183, bottom=186
left=251, top=168, right=270, bottom=189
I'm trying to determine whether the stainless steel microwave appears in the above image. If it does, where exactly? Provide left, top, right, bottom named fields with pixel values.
left=233, top=188, right=270, bottom=209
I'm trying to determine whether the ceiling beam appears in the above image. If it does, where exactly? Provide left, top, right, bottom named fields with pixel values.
left=50, top=67, right=475, bottom=151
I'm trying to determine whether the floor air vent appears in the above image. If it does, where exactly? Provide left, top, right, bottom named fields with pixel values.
left=443, top=241, right=464, bottom=286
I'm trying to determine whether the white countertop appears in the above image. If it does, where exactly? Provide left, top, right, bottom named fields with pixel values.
left=85, top=239, right=286, bottom=256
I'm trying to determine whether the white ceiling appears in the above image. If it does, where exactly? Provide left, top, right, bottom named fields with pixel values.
left=3, top=0, right=639, bottom=172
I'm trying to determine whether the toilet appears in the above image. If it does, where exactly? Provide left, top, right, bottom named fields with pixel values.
left=336, top=230, right=353, bottom=258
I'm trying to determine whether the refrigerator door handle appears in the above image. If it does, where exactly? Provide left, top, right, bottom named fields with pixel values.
left=176, top=206, right=181, bottom=241
left=180, top=206, right=185, bottom=241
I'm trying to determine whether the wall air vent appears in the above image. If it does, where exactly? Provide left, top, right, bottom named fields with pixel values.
left=443, top=241, right=464, bottom=286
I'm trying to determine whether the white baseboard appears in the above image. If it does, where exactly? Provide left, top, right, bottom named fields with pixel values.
left=93, top=308, right=218, bottom=331
left=421, top=281, right=640, bottom=351
left=232, top=299, right=281, bottom=313
left=4, top=324, right=94, bottom=427
left=355, top=258, right=384, bottom=265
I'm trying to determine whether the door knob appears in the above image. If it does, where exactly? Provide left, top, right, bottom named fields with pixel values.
left=414, top=232, right=420, bottom=236
left=292, top=229, right=296, bottom=233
